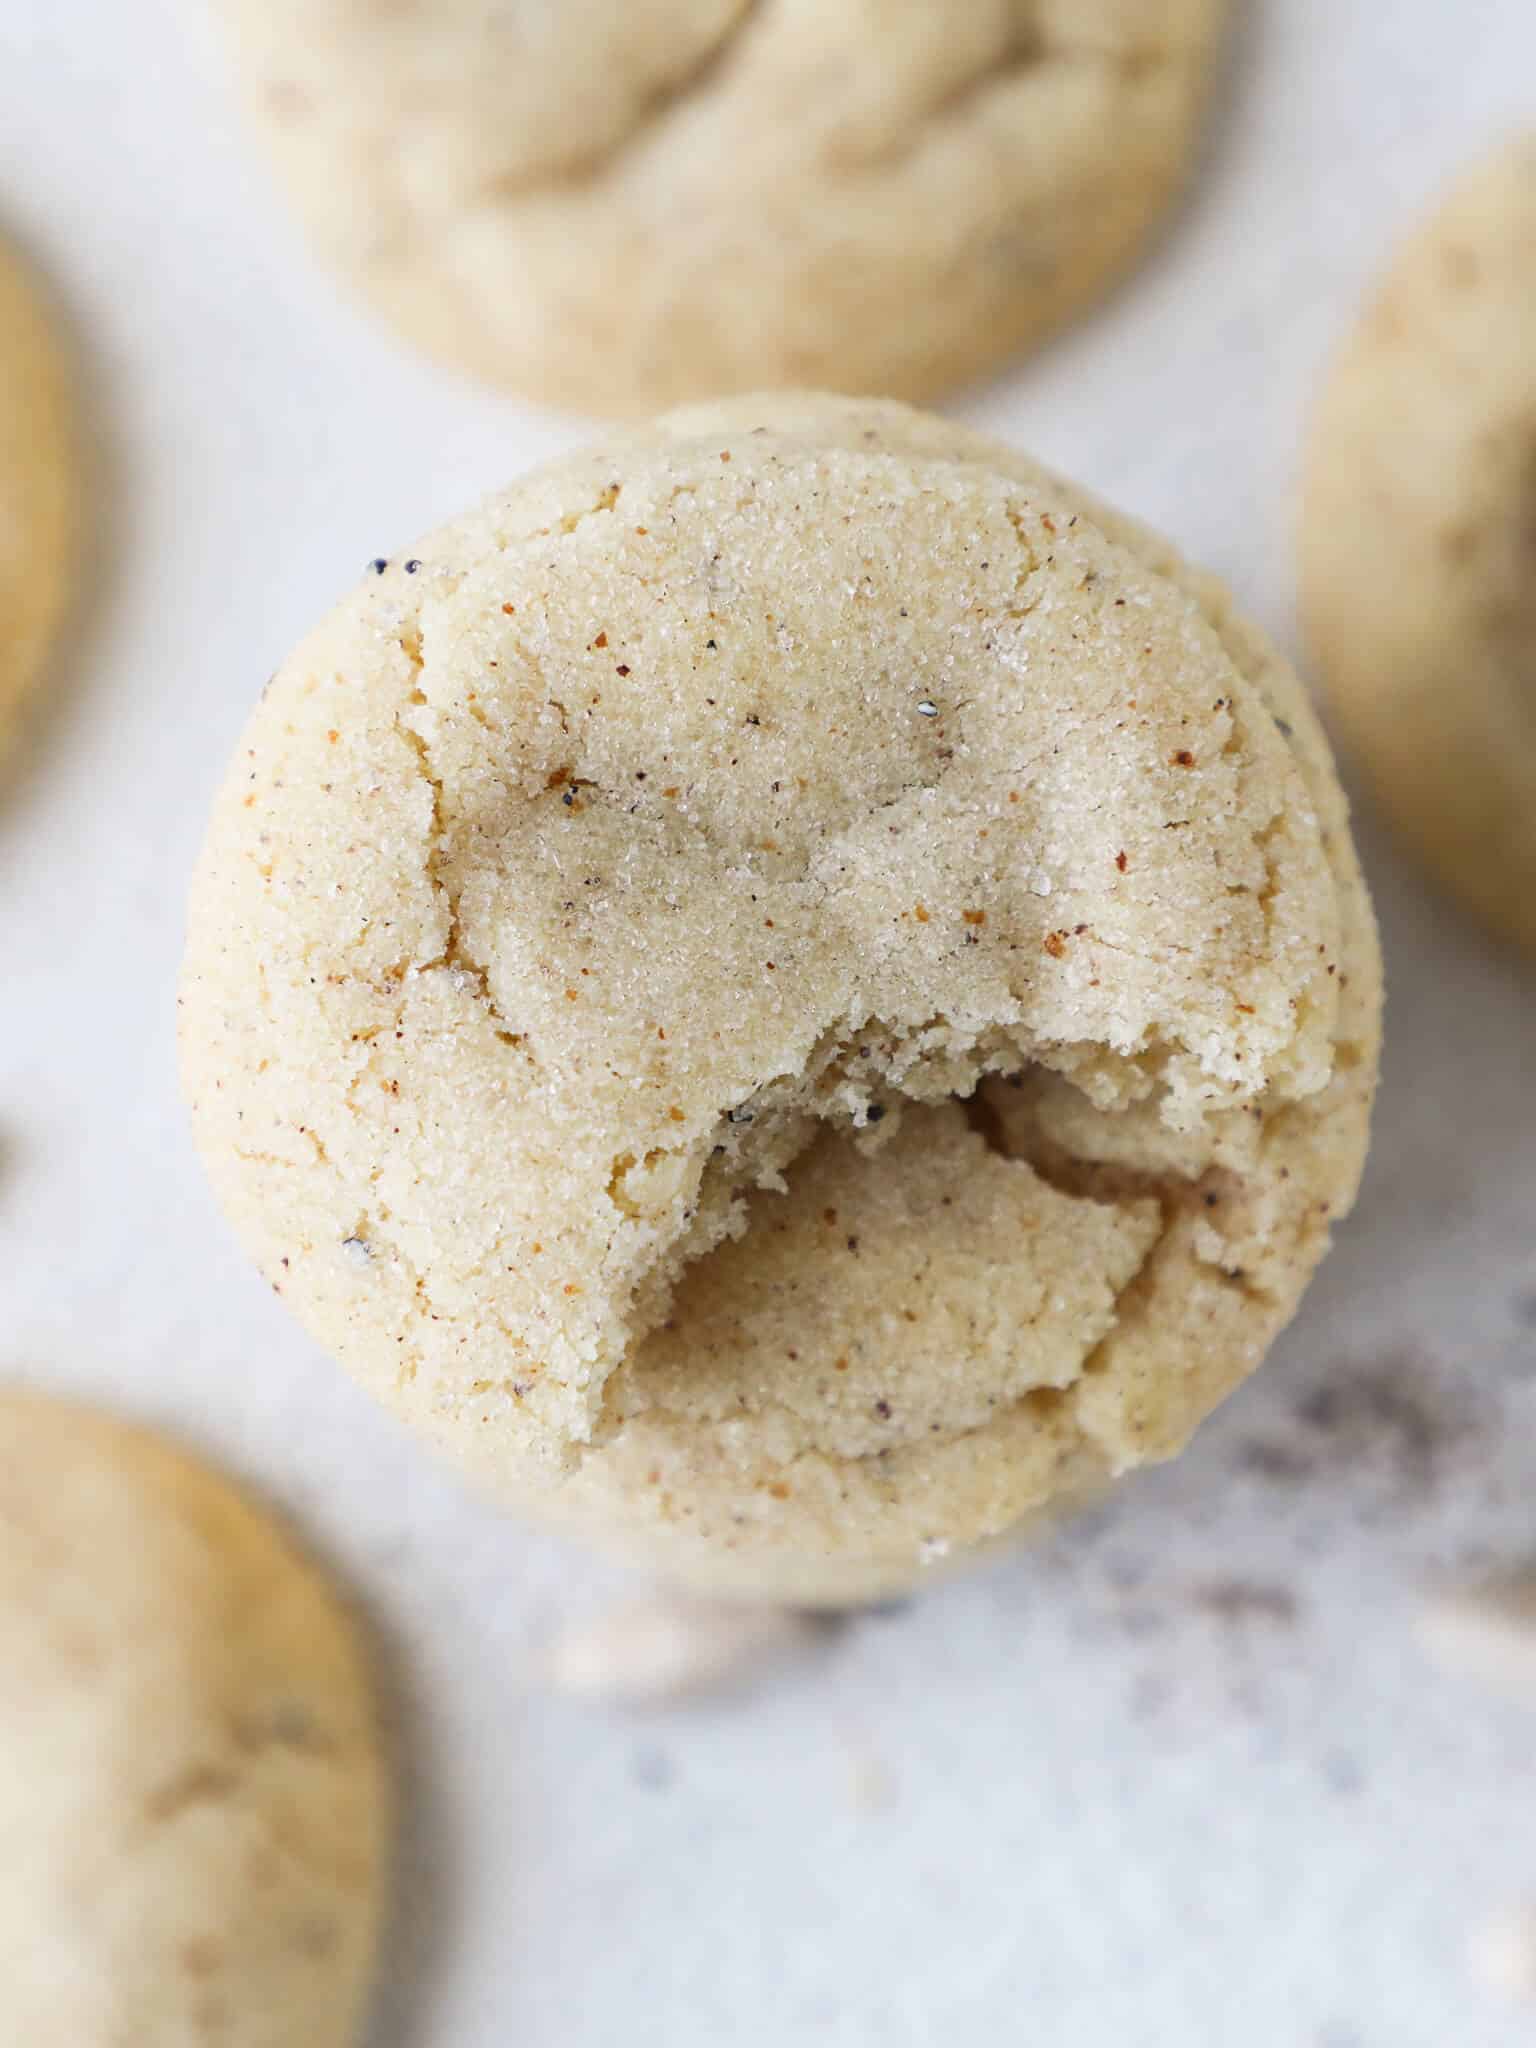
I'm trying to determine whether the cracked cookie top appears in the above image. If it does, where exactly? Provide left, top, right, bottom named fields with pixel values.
left=181, top=396, right=1379, bottom=1599
left=212, top=0, right=1226, bottom=412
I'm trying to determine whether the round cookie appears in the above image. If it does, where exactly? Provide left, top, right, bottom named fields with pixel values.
left=0, top=231, right=74, bottom=762
left=181, top=394, right=1380, bottom=1603
left=0, top=1392, right=388, bottom=2045
left=1301, top=136, right=1536, bottom=957
left=212, top=0, right=1226, bottom=415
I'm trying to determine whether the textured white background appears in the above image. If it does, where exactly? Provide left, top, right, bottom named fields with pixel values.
left=3, top=4, right=1535, bottom=2043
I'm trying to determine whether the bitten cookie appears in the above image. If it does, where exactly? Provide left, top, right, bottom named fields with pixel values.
left=181, top=394, right=1380, bottom=1602
left=212, top=0, right=1226, bottom=414
left=0, top=1392, right=388, bottom=2046
left=1301, top=135, right=1536, bottom=957
left=0, top=231, right=74, bottom=763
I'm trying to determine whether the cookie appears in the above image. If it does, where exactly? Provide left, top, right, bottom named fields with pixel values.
left=0, top=1392, right=388, bottom=2045
left=1301, top=136, right=1536, bottom=957
left=0, top=231, right=74, bottom=763
left=180, top=393, right=1380, bottom=1602
left=212, top=0, right=1226, bottom=414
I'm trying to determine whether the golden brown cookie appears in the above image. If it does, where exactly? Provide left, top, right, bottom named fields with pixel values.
left=0, top=231, right=74, bottom=764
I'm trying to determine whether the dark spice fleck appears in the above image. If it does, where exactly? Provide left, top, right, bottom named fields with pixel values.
left=368, top=558, right=388, bottom=575
left=404, top=559, right=422, bottom=574
left=864, top=1103, right=886, bottom=1124
left=1193, top=1580, right=1298, bottom=1627
left=874, top=1399, right=893, bottom=1420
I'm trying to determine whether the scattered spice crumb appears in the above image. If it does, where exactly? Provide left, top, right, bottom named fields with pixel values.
left=1470, top=1904, right=1536, bottom=2004
left=1237, top=1352, right=1473, bottom=1503
left=1192, top=1580, right=1298, bottom=1628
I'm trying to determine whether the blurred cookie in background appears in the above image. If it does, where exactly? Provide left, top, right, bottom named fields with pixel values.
left=1301, top=135, right=1536, bottom=960
left=0, top=230, right=75, bottom=773
left=0, top=1391, right=389, bottom=2047
left=210, top=0, right=1228, bottom=415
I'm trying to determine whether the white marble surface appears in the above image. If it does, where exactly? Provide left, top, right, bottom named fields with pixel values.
left=3, top=3, right=1535, bottom=2042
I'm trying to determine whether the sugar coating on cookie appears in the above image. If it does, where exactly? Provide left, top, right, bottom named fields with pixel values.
left=0, top=1393, right=388, bottom=2045
left=182, top=396, right=1379, bottom=1600
left=0, top=232, right=74, bottom=761
left=212, top=0, right=1226, bottom=413
left=1302, top=135, right=1536, bottom=957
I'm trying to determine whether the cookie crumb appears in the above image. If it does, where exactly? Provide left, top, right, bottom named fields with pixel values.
left=848, top=1747, right=898, bottom=1815
left=1420, top=1570, right=1536, bottom=1702
left=1469, top=1903, right=1536, bottom=2003
left=540, top=1594, right=834, bottom=1708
